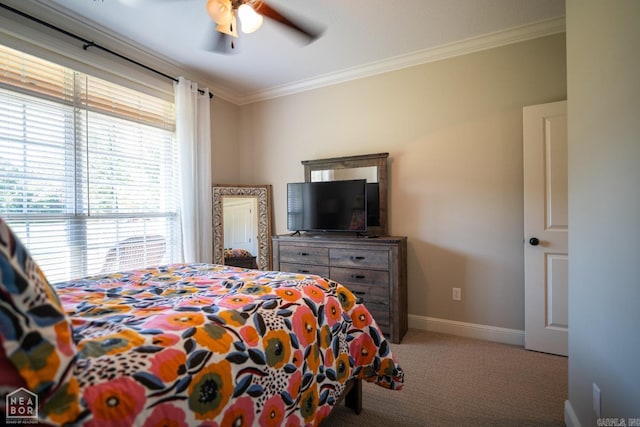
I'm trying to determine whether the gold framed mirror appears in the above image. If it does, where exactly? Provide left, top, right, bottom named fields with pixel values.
left=212, top=184, right=272, bottom=270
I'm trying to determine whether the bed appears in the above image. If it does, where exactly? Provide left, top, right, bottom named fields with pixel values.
left=0, top=218, right=403, bottom=426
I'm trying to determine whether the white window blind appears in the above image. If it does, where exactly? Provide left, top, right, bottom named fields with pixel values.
left=0, top=44, right=181, bottom=283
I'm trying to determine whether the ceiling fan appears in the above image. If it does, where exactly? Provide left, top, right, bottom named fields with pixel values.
left=204, top=0, right=323, bottom=51
left=95, top=0, right=322, bottom=52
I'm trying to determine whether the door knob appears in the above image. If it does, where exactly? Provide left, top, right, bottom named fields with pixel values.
left=529, top=237, right=540, bottom=246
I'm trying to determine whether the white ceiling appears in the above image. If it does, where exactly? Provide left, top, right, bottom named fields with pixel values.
left=17, top=0, right=565, bottom=103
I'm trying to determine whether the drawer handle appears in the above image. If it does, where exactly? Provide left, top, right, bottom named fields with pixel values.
left=298, top=252, right=309, bottom=256
left=351, top=274, right=366, bottom=279
left=298, top=269, right=310, bottom=273
left=352, top=291, right=366, bottom=295
left=350, top=256, right=366, bottom=261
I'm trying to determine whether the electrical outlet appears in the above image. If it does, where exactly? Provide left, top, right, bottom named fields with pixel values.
left=593, top=383, right=601, bottom=417
left=452, top=287, right=461, bottom=301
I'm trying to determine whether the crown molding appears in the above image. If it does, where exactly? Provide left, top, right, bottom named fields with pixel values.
left=238, top=16, right=566, bottom=105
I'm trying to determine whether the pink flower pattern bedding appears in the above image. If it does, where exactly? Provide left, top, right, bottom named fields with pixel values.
left=49, top=263, right=403, bottom=426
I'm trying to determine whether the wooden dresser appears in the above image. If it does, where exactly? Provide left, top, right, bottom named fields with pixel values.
left=272, top=234, right=407, bottom=344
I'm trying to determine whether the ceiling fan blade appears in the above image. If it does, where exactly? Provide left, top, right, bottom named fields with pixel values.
left=254, top=1, right=324, bottom=42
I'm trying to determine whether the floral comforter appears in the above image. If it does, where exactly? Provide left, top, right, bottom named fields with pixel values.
left=53, top=263, right=403, bottom=426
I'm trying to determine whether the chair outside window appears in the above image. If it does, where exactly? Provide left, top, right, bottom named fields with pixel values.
left=101, top=235, right=166, bottom=273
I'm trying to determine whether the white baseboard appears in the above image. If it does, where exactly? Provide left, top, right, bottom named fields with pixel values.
left=408, top=314, right=525, bottom=346
left=564, top=400, right=581, bottom=427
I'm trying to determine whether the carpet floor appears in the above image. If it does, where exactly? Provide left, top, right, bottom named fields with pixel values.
left=322, top=329, right=567, bottom=427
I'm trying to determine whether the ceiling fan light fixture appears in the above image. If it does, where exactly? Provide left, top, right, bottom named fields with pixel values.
left=238, top=4, right=263, bottom=34
left=216, top=15, right=238, bottom=37
left=206, top=0, right=233, bottom=25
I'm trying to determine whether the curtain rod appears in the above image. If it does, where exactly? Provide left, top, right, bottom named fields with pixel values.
left=0, top=2, right=214, bottom=99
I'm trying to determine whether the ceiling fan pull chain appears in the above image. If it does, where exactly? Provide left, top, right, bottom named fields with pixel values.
left=230, top=21, right=235, bottom=49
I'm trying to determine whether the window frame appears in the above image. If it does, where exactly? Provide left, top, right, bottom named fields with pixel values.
left=0, top=44, right=181, bottom=282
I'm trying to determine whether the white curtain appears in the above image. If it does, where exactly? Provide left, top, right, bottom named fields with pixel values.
left=174, top=77, right=212, bottom=263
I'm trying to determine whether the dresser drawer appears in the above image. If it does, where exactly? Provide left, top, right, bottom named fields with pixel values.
left=279, top=245, right=329, bottom=265
left=279, top=262, right=329, bottom=277
left=343, top=282, right=389, bottom=304
left=330, top=267, right=389, bottom=288
left=365, top=302, right=391, bottom=330
left=329, top=248, right=389, bottom=269
left=342, top=284, right=390, bottom=330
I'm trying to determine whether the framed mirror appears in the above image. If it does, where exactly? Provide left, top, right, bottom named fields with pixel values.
left=212, top=184, right=272, bottom=270
left=302, top=153, right=389, bottom=236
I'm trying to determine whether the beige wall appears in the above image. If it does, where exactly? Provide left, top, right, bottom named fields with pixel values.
left=566, top=0, right=640, bottom=424
left=210, top=97, right=242, bottom=184
left=237, top=34, right=566, bottom=331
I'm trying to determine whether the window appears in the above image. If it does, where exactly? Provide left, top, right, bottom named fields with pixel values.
left=0, top=44, right=180, bottom=283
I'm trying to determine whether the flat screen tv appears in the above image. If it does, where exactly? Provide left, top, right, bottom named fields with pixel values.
left=287, top=179, right=368, bottom=232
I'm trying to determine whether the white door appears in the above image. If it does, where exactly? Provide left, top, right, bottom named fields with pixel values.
left=223, top=198, right=258, bottom=255
left=523, top=100, right=568, bottom=356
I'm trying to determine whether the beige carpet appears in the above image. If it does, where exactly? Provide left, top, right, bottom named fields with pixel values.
left=323, top=329, right=567, bottom=427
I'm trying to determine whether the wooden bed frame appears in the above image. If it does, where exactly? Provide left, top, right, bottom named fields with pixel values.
left=337, top=378, right=363, bottom=414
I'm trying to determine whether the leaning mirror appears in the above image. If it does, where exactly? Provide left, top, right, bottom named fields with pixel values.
left=212, top=185, right=272, bottom=270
